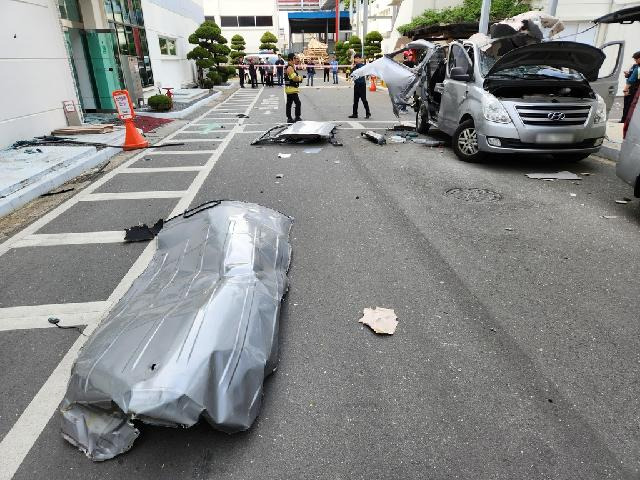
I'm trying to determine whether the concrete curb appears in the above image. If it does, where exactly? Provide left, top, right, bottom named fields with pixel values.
left=141, top=90, right=223, bottom=119
left=0, top=146, right=118, bottom=219
left=596, top=144, right=620, bottom=162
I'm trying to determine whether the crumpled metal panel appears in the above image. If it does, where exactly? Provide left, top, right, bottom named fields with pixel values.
left=60, top=201, right=293, bottom=461
left=251, top=121, right=337, bottom=145
left=350, top=57, right=420, bottom=118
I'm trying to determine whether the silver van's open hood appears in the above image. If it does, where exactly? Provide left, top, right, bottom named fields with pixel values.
left=485, top=41, right=605, bottom=82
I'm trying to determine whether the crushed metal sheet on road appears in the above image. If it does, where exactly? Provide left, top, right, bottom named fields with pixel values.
left=361, top=131, right=386, bottom=145
left=525, top=171, right=581, bottom=180
left=359, top=307, right=398, bottom=335
left=60, top=200, right=293, bottom=461
left=251, top=121, right=338, bottom=146
left=278, top=153, right=292, bottom=158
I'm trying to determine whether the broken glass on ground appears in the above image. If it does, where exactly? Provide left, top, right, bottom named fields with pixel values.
left=60, top=200, right=293, bottom=461
left=525, top=171, right=581, bottom=180
left=358, top=307, right=398, bottom=335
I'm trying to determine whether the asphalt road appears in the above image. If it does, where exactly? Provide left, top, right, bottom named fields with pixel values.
left=1, top=81, right=639, bottom=480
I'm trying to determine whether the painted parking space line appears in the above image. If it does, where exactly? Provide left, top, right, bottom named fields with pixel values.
left=79, top=191, right=186, bottom=201
left=0, top=302, right=109, bottom=332
left=11, top=231, right=125, bottom=248
left=122, top=166, right=205, bottom=173
left=0, top=87, right=265, bottom=480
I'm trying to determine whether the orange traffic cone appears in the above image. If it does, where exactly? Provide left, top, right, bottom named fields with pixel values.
left=370, top=75, right=377, bottom=92
left=122, top=118, right=148, bottom=150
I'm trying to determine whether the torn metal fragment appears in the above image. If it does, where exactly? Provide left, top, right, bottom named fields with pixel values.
left=361, top=131, right=386, bottom=145
left=251, top=121, right=338, bottom=145
left=359, top=307, right=398, bottom=335
left=525, top=171, right=581, bottom=180
left=60, top=201, right=293, bottom=461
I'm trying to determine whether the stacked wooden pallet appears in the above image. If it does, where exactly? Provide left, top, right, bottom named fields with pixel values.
left=300, top=38, right=329, bottom=64
left=51, top=124, right=115, bottom=135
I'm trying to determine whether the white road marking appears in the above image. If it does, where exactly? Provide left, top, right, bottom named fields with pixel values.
left=79, top=191, right=186, bottom=201
left=122, top=166, right=204, bottom=173
left=142, top=150, right=218, bottom=155
left=0, top=87, right=265, bottom=480
left=159, top=138, right=224, bottom=143
left=0, top=302, right=108, bottom=332
left=11, top=231, right=125, bottom=248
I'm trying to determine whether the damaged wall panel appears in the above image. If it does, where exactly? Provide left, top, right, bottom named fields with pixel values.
left=60, top=201, right=293, bottom=461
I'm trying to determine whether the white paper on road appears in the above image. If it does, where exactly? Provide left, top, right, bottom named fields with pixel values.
left=525, top=171, right=581, bottom=180
left=359, top=307, right=398, bottom=335
left=350, top=57, right=418, bottom=118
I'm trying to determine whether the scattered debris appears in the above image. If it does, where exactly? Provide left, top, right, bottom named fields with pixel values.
left=277, top=153, right=291, bottom=159
left=361, top=130, right=386, bottom=145
left=334, top=160, right=341, bottom=164
left=303, top=147, right=323, bottom=154
left=124, top=219, right=164, bottom=242
left=525, top=171, right=581, bottom=180
left=40, top=187, right=75, bottom=197
left=60, top=201, right=293, bottom=461
left=252, top=121, right=339, bottom=146
left=387, top=125, right=416, bottom=132
left=505, top=227, right=514, bottom=231
left=569, top=193, right=577, bottom=197
left=52, top=124, right=114, bottom=135
left=580, top=172, right=592, bottom=176
left=48, top=317, right=85, bottom=335
left=600, top=215, right=618, bottom=219
left=615, top=199, right=629, bottom=204
left=359, top=307, right=398, bottom=335
left=275, top=173, right=284, bottom=179
left=236, top=113, right=250, bottom=118
left=389, top=135, right=406, bottom=143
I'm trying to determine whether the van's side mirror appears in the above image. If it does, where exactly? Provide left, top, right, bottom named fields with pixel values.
left=450, top=66, right=471, bottom=82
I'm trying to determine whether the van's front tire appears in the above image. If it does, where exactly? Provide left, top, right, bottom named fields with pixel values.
left=416, top=105, right=430, bottom=134
left=453, top=120, right=484, bottom=162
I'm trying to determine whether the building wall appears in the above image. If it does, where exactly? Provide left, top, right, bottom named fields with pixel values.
left=204, top=0, right=280, bottom=53
left=1, top=0, right=79, bottom=148
left=142, top=0, right=204, bottom=88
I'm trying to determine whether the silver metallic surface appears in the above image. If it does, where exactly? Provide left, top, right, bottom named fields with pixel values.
left=251, top=121, right=337, bottom=145
left=617, top=106, right=640, bottom=192
left=60, top=201, right=293, bottom=461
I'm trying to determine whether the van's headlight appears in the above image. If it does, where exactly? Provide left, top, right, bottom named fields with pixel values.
left=482, top=94, right=512, bottom=124
left=593, top=94, right=607, bottom=125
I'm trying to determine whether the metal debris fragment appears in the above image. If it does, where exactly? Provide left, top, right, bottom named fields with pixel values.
left=525, top=171, right=581, bottom=180
left=278, top=153, right=291, bottom=158
left=361, top=131, right=386, bottom=145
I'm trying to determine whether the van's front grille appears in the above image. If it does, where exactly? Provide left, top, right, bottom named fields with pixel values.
left=515, top=104, right=591, bottom=127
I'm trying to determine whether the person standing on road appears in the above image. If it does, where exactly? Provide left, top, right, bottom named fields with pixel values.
left=285, top=53, right=303, bottom=123
left=259, top=63, right=266, bottom=85
left=323, top=61, right=330, bottom=82
left=306, top=60, right=316, bottom=86
left=237, top=56, right=245, bottom=88
left=621, top=51, right=640, bottom=123
left=276, top=54, right=285, bottom=86
left=248, top=59, right=258, bottom=88
left=348, top=53, right=371, bottom=119
left=330, top=56, right=339, bottom=84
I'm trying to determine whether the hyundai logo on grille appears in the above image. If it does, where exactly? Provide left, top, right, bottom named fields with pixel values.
left=548, top=112, right=566, bottom=121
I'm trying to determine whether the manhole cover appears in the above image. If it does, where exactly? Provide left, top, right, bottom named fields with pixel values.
left=444, top=188, right=502, bottom=202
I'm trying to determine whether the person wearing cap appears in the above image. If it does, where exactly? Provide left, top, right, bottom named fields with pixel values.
left=285, top=53, right=304, bottom=123
left=348, top=53, right=371, bottom=119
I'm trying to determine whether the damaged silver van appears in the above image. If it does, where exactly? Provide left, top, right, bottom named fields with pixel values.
left=413, top=39, right=623, bottom=162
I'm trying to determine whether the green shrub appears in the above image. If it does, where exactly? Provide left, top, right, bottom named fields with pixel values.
left=207, top=70, right=222, bottom=85
left=202, top=78, right=215, bottom=89
left=148, top=94, right=172, bottom=111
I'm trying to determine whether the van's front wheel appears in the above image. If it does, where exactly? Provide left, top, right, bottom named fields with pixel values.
left=453, top=120, right=484, bottom=162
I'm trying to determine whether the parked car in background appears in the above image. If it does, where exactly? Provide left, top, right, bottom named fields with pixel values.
left=595, top=5, right=640, bottom=197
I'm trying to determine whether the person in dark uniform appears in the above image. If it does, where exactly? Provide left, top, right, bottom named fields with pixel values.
left=237, top=56, right=245, bottom=88
left=259, top=64, right=266, bottom=85
left=348, top=53, right=371, bottom=119
left=275, top=54, right=285, bottom=86
left=248, top=59, right=258, bottom=88
left=323, top=61, right=330, bottom=82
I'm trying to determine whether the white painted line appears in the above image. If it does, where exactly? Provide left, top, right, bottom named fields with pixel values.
left=122, top=166, right=204, bottom=173
left=142, top=150, right=218, bottom=155
left=80, top=191, right=185, bottom=201
left=349, top=121, right=365, bottom=129
left=11, top=231, right=125, bottom=248
left=0, top=87, right=265, bottom=480
left=159, top=139, right=224, bottom=143
left=0, top=301, right=108, bottom=332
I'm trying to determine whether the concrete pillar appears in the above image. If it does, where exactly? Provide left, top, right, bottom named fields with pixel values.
left=478, top=0, right=491, bottom=35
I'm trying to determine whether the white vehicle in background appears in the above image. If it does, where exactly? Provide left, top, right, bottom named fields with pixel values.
left=595, top=6, right=640, bottom=197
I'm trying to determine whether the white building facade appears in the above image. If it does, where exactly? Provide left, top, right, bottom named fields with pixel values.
left=204, top=0, right=281, bottom=54
left=1, top=0, right=203, bottom=149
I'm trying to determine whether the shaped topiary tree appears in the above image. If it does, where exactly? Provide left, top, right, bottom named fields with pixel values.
left=230, top=34, right=246, bottom=64
left=364, top=31, right=383, bottom=60
left=187, top=20, right=231, bottom=87
left=259, top=31, right=279, bottom=52
left=348, top=35, right=362, bottom=59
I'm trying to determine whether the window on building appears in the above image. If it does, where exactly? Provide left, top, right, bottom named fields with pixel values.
left=159, top=37, right=177, bottom=56
left=256, top=16, right=273, bottom=27
left=238, top=16, right=256, bottom=27
left=59, top=0, right=82, bottom=22
left=220, top=16, right=239, bottom=27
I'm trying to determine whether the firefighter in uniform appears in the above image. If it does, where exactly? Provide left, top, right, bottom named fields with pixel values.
left=285, top=53, right=304, bottom=123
